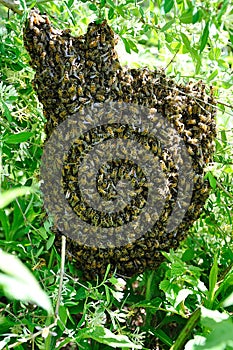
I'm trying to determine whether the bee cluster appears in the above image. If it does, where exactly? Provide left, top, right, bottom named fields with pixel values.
left=24, top=10, right=216, bottom=279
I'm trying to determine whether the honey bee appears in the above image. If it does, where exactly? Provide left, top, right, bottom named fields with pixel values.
left=67, top=84, right=75, bottom=94
left=62, top=71, right=69, bottom=82
left=198, top=122, right=208, bottom=132
left=79, top=97, right=88, bottom=103
left=184, top=130, right=193, bottom=138
left=115, top=125, right=125, bottom=134
left=97, top=186, right=107, bottom=196
left=140, top=140, right=150, bottom=151
left=77, top=71, right=85, bottom=83
left=65, top=190, right=71, bottom=199
left=77, top=86, right=83, bottom=96
left=33, top=27, right=40, bottom=36
left=96, top=94, right=105, bottom=102
left=123, top=261, right=134, bottom=270
left=90, top=82, right=96, bottom=94
left=106, top=126, right=115, bottom=137
left=187, top=119, right=197, bottom=125
left=188, top=138, right=198, bottom=146
left=160, top=160, right=168, bottom=172
left=199, top=187, right=210, bottom=196
left=187, top=105, right=194, bottom=114
left=100, top=33, right=106, bottom=44
left=49, top=40, right=55, bottom=50
left=32, top=258, right=46, bottom=271
left=187, top=146, right=195, bottom=156
left=111, top=61, right=121, bottom=72
left=86, top=60, right=94, bottom=67
left=89, top=39, right=98, bottom=48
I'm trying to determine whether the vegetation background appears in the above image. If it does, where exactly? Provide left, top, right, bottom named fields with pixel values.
left=0, top=0, right=232, bottom=349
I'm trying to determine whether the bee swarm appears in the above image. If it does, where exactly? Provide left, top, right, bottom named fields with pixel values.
left=24, top=10, right=216, bottom=279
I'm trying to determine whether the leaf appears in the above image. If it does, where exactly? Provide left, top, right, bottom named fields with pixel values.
left=182, top=249, right=194, bottom=262
left=106, top=0, right=115, bottom=7
left=151, top=329, right=173, bottom=347
left=207, top=172, right=217, bottom=189
left=0, top=338, right=11, bottom=350
left=132, top=297, right=162, bottom=309
left=180, top=9, right=193, bottom=24
left=4, top=131, right=33, bottom=144
left=164, top=0, right=174, bottom=14
left=199, top=21, right=210, bottom=53
left=103, top=263, right=111, bottom=281
left=108, top=7, right=114, bottom=20
left=139, top=5, right=144, bottom=17
left=116, top=5, right=126, bottom=18
left=0, top=250, right=53, bottom=314
left=208, top=48, right=221, bottom=60
left=181, top=32, right=191, bottom=50
left=203, top=319, right=233, bottom=349
left=165, top=33, right=173, bottom=43
left=223, top=165, right=233, bottom=173
left=174, top=289, right=193, bottom=308
left=192, top=9, right=202, bottom=24
left=194, top=309, right=233, bottom=350
left=207, top=69, right=218, bottom=82
left=37, top=227, right=48, bottom=240
left=184, top=335, right=206, bottom=349
left=81, top=325, right=142, bottom=348
left=159, top=279, right=171, bottom=292
left=105, top=285, right=111, bottom=303
left=1, top=101, right=12, bottom=122
left=89, top=3, right=97, bottom=11
left=206, top=254, right=218, bottom=308
left=57, top=305, right=68, bottom=331
left=221, top=291, right=233, bottom=308
left=161, top=19, right=175, bottom=32
left=100, top=0, right=106, bottom=8
left=122, top=37, right=131, bottom=53
left=216, top=0, right=229, bottom=22
left=76, top=287, right=87, bottom=300
left=46, top=234, right=55, bottom=250
left=0, top=187, right=33, bottom=209
left=0, top=210, right=10, bottom=239
left=127, top=39, right=138, bottom=53
left=200, top=307, right=229, bottom=329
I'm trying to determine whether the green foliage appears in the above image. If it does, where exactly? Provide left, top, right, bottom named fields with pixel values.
left=0, top=187, right=33, bottom=209
left=185, top=308, right=233, bottom=350
left=0, top=0, right=232, bottom=349
left=0, top=249, right=52, bottom=314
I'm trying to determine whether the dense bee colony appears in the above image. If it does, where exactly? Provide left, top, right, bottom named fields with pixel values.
left=24, top=10, right=216, bottom=279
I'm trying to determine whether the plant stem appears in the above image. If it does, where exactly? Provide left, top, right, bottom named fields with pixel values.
left=45, top=235, right=66, bottom=349
left=55, top=235, right=66, bottom=317
left=145, top=270, right=155, bottom=301
left=145, top=270, right=156, bottom=328
left=170, top=308, right=201, bottom=350
left=47, top=246, right=55, bottom=270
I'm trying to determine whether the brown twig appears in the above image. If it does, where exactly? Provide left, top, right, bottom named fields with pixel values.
left=216, top=180, right=233, bottom=199
left=0, top=0, right=23, bottom=15
left=160, top=83, right=233, bottom=117
left=217, top=100, right=233, bottom=109
left=165, top=49, right=179, bottom=70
